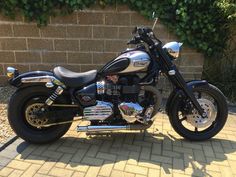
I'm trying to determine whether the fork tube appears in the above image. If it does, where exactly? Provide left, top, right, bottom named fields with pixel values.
left=154, top=45, right=205, bottom=116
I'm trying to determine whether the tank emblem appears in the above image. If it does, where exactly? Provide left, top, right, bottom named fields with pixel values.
left=134, top=60, right=149, bottom=67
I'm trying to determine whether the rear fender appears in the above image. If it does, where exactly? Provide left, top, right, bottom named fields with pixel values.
left=165, top=80, right=208, bottom=116
left=9, top=71, right=54, bottom=87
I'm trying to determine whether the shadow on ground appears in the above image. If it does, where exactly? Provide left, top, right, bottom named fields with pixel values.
left=16, top=130, right=236, bottom=177
left=1, top=85, right=235, bottom=176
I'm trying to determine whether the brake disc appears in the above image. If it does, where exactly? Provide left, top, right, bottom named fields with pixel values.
left=186, top=98, right=217, bottom=128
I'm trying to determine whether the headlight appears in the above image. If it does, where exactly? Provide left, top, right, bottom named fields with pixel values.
left=162, top=42, right=183, bottom=59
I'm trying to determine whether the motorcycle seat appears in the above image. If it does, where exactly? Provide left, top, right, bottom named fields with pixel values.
left=53, top=66, right=97, bottom=88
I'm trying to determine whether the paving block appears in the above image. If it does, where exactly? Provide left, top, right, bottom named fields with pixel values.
left=84, top=166, right=100, bottom=177
left=49, top=167, right=74, bottom=177
left=98, top=161, right=113, bottom=176
left=125, top=164, right=148, bottom=175
left=96, top=152, right=116, bottom=161
left=7, top=160, right=31, bottom=170
left=21, top=164, right=41, bottom=177
left=0, top=167, right=14, bottom=177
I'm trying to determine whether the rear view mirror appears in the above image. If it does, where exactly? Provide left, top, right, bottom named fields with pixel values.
left=152, top=12, right=156, bottom=19
left=152, top=12, right=158, bottom=30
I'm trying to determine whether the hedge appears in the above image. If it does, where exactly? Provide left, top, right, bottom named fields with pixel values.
left=0, top=0, right=235, bottom=57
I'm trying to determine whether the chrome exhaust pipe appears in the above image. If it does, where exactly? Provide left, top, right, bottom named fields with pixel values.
left=77, top=125, right=129, bottom=132
left=77, top=124, right=151, bottom=132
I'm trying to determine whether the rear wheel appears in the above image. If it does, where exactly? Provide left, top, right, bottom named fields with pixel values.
left=8, top=86, right=73, bottom=144
left=168, top=84, right=228, bottom=141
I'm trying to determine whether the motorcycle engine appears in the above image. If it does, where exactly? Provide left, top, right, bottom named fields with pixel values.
left=96, top=75, right=149, bottom=123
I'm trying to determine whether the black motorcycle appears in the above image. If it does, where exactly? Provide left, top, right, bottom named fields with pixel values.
left=6, top=17, right=228, bottom=144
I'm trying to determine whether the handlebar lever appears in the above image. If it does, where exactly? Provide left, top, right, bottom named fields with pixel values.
left=127, top=36, right=141, bottom=45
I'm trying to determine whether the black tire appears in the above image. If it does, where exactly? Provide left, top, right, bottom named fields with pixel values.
left=168, top=84, right=228, bottom=141
left=8, top=86, right=73, bottom=144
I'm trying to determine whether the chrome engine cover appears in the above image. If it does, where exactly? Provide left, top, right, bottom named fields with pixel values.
left=83, top=101, right=113, bottom=121
left=118, top=102, right=144, bottom=123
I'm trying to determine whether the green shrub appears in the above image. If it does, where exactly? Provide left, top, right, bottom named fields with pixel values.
left=0, top=0, right=235, bottom=57
left=0, top=1, right=235, bottom=100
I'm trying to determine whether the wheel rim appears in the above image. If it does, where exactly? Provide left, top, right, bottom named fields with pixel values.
left=178, top=90, right=218, bottom=133
left=25, top=103, right=49, bottom=128
left=22, top=94, right=55, bottom=131
left=185, top=98, right=217, bottom=128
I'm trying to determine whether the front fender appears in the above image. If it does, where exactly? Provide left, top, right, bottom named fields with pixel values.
left=165, top=80, right=208, bottom=116
left=9, top=71, right=53, bottom=87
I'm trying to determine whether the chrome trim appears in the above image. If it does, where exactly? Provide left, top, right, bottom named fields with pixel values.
left=7, top=67, right=18, bottom=78
left=77, top=125, right=128, bottom=132
left=168, top=70, right=176, bottom=75
left=77, top=124, right=151, bottom=132
left=50, top=104, right=79, bottom=107
left=118, top=102, right=144, bottom=123
left=21, top=76, right=65, bottom=87
left=21, top=76, right=56, bottom=83
left=45, top=82, right=54, bottom=88
left=83, top=101, right=113, bottom=121
left=162, top=41, right=183, bottom=59
left=7, top=67, right=17, bottom=73
left=45, top=86, right=64, bottom=105
left=96, top=80, right=105, bottom=94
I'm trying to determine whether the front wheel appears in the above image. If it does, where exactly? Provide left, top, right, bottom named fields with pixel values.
left=168, top=84, right=228, bottom=141
left=8, top=86, right=73, bottom=144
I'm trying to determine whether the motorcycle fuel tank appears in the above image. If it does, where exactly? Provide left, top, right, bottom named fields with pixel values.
left=99, top=50, right=150, bottom=75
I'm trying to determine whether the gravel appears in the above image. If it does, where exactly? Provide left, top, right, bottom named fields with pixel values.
left=0, top=86, right=16, bottom=144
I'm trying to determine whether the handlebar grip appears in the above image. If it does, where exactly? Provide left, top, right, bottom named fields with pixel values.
left=127, top=36, right=141, bottom=45
left=127, top=40, right=132, bottom=45
left=127, top=39, right=136, bottom=45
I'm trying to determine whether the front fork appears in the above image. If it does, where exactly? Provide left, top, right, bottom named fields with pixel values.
left=168, top=67, right=206, bottom=117
left=154, top=45, right=206, bottom=118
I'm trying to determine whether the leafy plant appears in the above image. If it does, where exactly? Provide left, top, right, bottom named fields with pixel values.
left=0, top=0, right=235, bottom=101
left=0, top=0, right=235, bottom=57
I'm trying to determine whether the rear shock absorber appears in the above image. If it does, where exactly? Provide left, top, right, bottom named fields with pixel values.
left=45, top=86, right=64, bottom=105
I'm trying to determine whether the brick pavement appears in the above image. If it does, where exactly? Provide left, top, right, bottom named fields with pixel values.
left=0, top=112, right=236, bottom=177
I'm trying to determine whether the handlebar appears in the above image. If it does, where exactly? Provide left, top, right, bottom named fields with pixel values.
left=127, top=36, right=141, bottom=45
left=127, top=26, right=162, bottom=47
